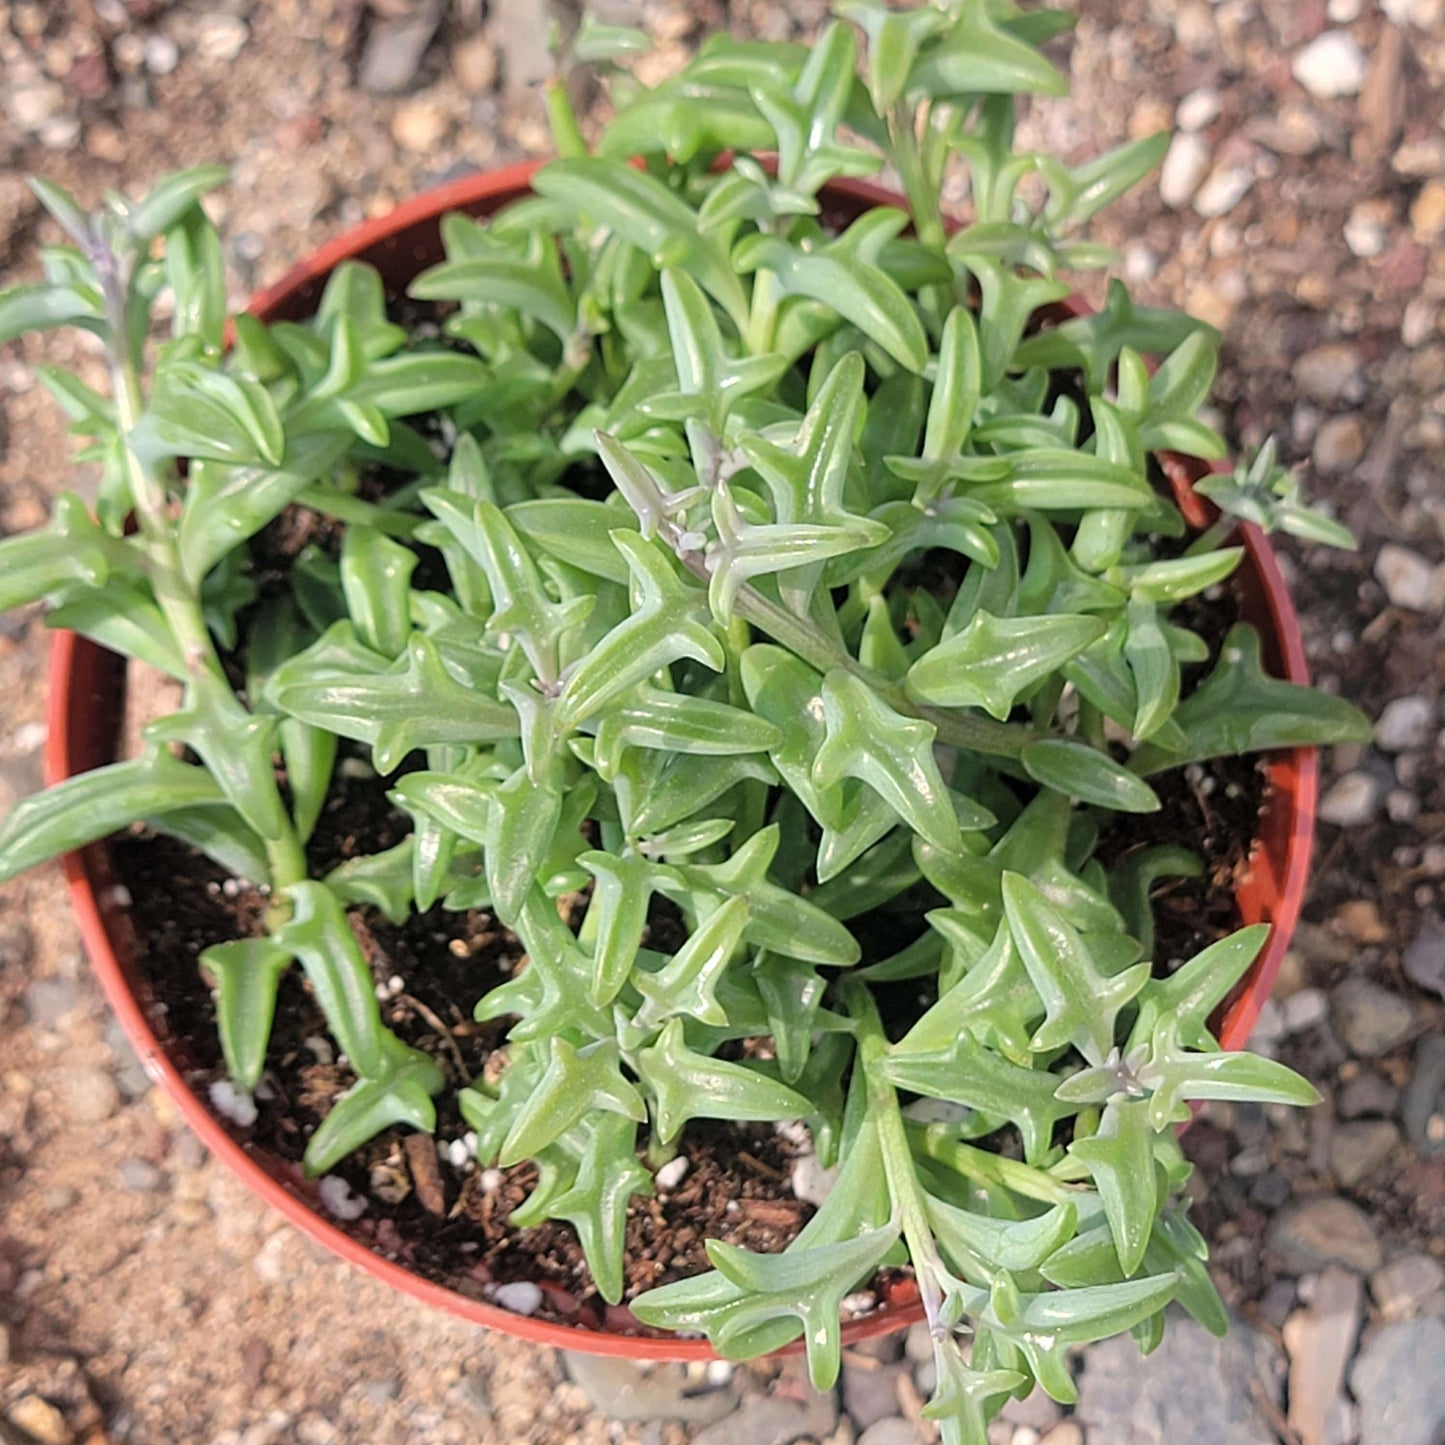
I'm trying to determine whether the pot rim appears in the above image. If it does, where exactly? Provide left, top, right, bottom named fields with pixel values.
left=43, top=163, right=1317, bottom=1358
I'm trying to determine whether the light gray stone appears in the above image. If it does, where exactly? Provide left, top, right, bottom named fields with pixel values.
left=1318, top=772, right=1380, bottom=827
left=562, top=1355, right=740, bottom=1426
left=1349, top=1318, right=1445, bottom=1445
left=1077, top=1310, right=1284, bottom=1445
left=55, top=1065, right=121, bottom=1124
left=1370, top=1254, right=1445, bottom=1320
left=842, top=1361, right=904, bottom=1431
left=1294, top=343, right=1365, bottom=404
left=1403, top=913, right=1445, bottom=1002
left=1337, top=1071, right=1399, bottom=1119
left=1194, top=165, right=1254, bottom=218
left=1329, top=1120, right=1399, bottom=1188
left=692, top=1387, right=839, bottom=1445
left=120, top=1158, right=166, bottom=1193
left=1334, top=979, right=1416, bottom=1058
left=1375, top=696, right=1435, bottom=752
left=1177, top=88, right=1221, bottom=131
left=1402, top=1034, right=1445, bottom=1153
left=1375, top=545, right=1445, bottom=614
left=857, top=1420, right=924, bottom=1445
left=1267, top=1196, right=1382, bottom=1274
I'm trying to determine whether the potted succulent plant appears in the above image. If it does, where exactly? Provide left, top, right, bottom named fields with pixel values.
left=1, top=2, right=1370, bottom=1436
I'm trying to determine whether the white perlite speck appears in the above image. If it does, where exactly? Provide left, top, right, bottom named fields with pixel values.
left=790, top=1152, right=838, bottom=1207
left=1291, top=32, right=1367, bottom=99
left=317, top=1175, right=367, bottom=1221
left=654, top=1156, right=690, bottom=1191
left=492, top=1281, right=543, bottom=1316
left=209, top=1079, right=258, bottom=1128
left=479, top=1167, right=504, bottom=1192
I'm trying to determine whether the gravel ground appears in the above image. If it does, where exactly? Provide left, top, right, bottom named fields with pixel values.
left=2, top=2, right=1445, bottom=1444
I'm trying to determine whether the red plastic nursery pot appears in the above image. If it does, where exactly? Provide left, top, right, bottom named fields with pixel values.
left=43, top=163, right=1319, bottom=1359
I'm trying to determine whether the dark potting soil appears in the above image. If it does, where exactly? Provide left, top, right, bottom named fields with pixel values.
left=110, top=766, right=815, bottom=1329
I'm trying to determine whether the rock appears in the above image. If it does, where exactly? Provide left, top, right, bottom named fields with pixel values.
left=1291, top=32, right=1367, bottom=98
left=295, top=1416, right=337, bottom=1445
left=1040, top=1427, right=1084, bottom=1445
left=144, top=33, right=179, bottom=76
left=25, top=975, right=81, bottom=1027
left=1371, top=1254, right=1445, bottom=1320
left=1375, top=695, right=1435, bottom=752
left=316, top=1175, right=366, bottom=1221
left=1402, top=1034, right=1445, bottom=1152
left=5, top=79, right=66, bottom=132
left=1403, top=299, right=1438, bottom=351
left=1336, top=899, right=1390, bottom=943
left=1394, top=134, right=1445, bottom=177
left=1403, top=913, right=1445, bottom=1001
left=120, top=1158, right=165, bottom=1193
left=904, top=1321, right=932, bottom=1366
left=1318, top=772, right=1380, bottom=827
left=1375, top=543, right=1445, bottom=612
left=196, top=14, right=250, bottom=63
left=391, top=99, right=448, bottom=153
left=692, top=1387, right=839, bottom=1445
left=856, top=1421, right=924, bottom=1445
left=842, top=1362, right=904, bottom=1431
left=1334, top=979, right=1416, bottom=1058
left=1385, top=0, right=1445, bottom=21
left=1001, top=1387, right=1063, bottom=1433
left=1177, top=88, right=1221, bottom=131
left=357, top=0, right=443, bottom=94
left=1329, top=1121, right=1399, bottom=1188
left=1410, top=179, right=1445, bottom=244
left=1349, top=1318, right=1445, bottom=1445
left=37, top=115, right=82, bottom=152
left=1267, top=1197, right=1382, bottom=1274
left=453, top=33, right=498, bottom=92
left=1338, top=1071, right=1400, bottom=1119
left=1282, top=988, right=1329, bottom=1035
left=6, top=1395, right=72, bottom=1445
left=492, top=1281, right=542, bottom=1316
left=1194, top=165, right=1254, bottom=218
left=1344, top=202, right=1390, bottom=259
left=1313, top=415, right=1366, bottom=472
left=1160, top=132, right=1210, bottom=208
left=1284, top=1266, right=1362, bottom=1445
left=1077, top=1311, right=1284, bottom=1445
left=1294, top=344, right=1365, bottom=404
left=55, top=1067, right=120, bottom=1125
left=562, top=1355, right=741, bottom=1425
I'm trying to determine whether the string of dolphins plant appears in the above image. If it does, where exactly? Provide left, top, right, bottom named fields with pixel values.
left=0, top=2, right=1371, bottom=1437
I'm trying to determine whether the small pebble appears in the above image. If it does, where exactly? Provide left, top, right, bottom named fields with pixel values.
left=1292, top=32, right=1367, bottom=98
left=1370, top=1254, right=1445, bottom=1319
left=1312, top=414, right=1366, bottom=473
left=144, top=33, right=180, bottom=75
left=121, top=1158, right=166, bottom=1193
left=57, top=1066, right=121, bottom=1125
left=1318, top=772, right=1380, bottom=827
left=1294, top=344, right=1365, bottom=404
left=1194, top=165, right=1253, bottom=218
left=492, top=1280, right=543, bottom=1316
left=1375, top=544, right=1445, bottom=613
left=1281, top=988, right=1329, bottom=1035
left=196, top=13, right=250, bottom=63
left=1375, top=695, right=1435, bottom=752
left=6, top=1396, right=70, bottom=1445
left=1160, top=132, right=1209, bottom=208
left=1176, top=88, right=1221, bottom=131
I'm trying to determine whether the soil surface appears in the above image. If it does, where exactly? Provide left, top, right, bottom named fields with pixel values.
left=3, top=3, right=1445, bottom=1445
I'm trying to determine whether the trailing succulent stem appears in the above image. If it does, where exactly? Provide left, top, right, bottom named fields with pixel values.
left=0, top=2, right=1368, bottom=1436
